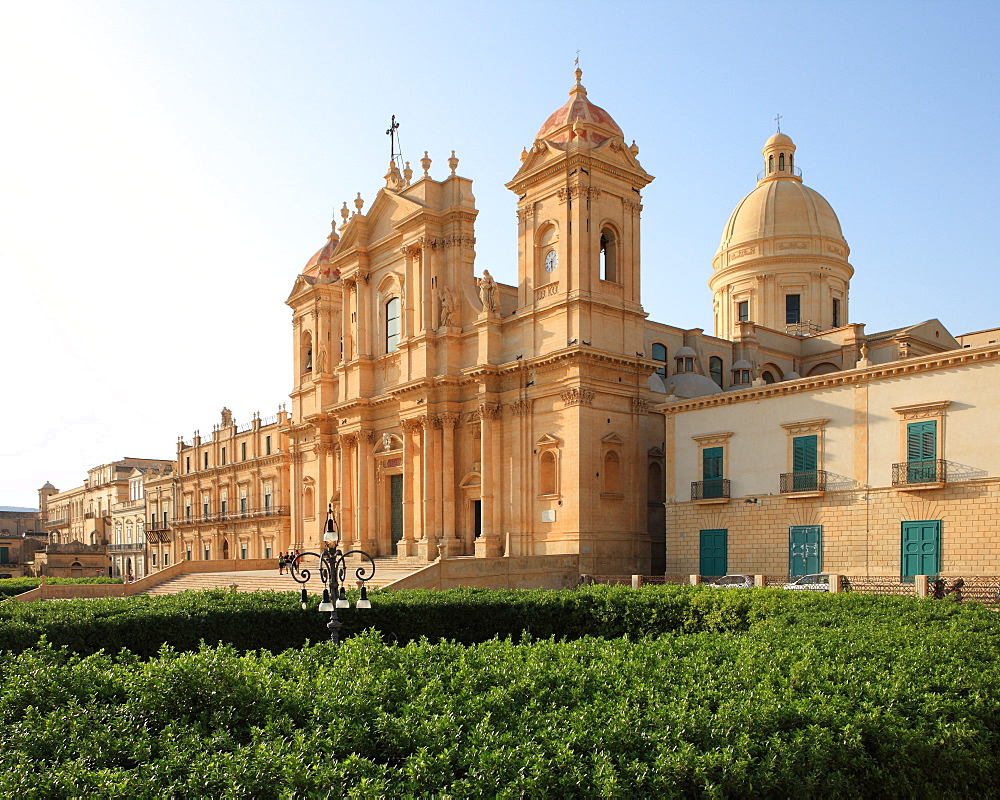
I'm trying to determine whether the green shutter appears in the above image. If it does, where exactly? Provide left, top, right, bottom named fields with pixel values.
left=906, top=421, right=938, bottom=482
left=702, top=447, right=724, bottom=499
left=788, top=526, right=821, bottom=576
left=699, top=529, right=728, bottom=577
left=0, top=546, right=8, bottom=565
left=792, top=435, right=818, bottom=490
left=901, top=520, right=941, bottom=578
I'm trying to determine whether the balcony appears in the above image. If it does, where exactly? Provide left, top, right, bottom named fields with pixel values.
left=893, top=459, right=948, bottom=489
left=108, top=542, right=145, bottom=553
left=691, top=479, right=730, bottom=502
left=780, top=470, right=828, bottom=495
left=170, top=505, right=290, bottom=527
left=146, top=520, right=170, bottom=532
left=44, top=517, right=67, bottom=529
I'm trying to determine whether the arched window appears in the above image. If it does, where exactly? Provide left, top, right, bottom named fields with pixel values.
left=789, top=154, right=794, bottom=172
left=761, top=370, right=776, bottom=384
left=301, top=330, right=313, bottom=373
left=676, top=356, right=695, bottom=373
left=779, top=153, right=785, bottom=171
left=539, top=451, right=557, bottom=496
left=709, top=356, right=724, bottom=387
left=385, top=297, right=401, bottom=353
left=599, top=227, right=618, bottom=283
left=647, top=461, right=664, bottom=503
left=768, top=154, right=774, bottom=173
left=604, top=451, right=621, bottom=494
left=651, top=343, right=667, bottom=379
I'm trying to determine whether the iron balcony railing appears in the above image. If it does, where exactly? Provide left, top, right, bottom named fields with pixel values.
left=892, top=459, right=948, bottom=486
left=145, top=520, right=170, bottom=532
left=171, top=505, right=290, bottom=526
left=757, top=165, right=803, bottom=182
left=691, top=479, right=731, bottom=501
left=780, top=470, right=829, bottom=493
left=44, top=517, right=67, bottom=528
left=108, top=542, right=145, bottom=553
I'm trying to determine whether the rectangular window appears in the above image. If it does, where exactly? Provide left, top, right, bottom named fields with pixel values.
left=901, top=520, right=941, bottom=578
left=162, top=510, right=168, bottom=525
left=699, top=529, right=728, bottom=577
left=240, top=496, right=248, bottom=513
left=792, top=435, right=818, bottom=491
left=221, top=447, right=226, bottom=466
left=386, top=297, right=401, bottom=353
left=240, top=545, right=247, bottom=559
left=832, top=298, right=841, bottom=328
left=785, top=294, right=801, bottom=325
left=737, top=300, right=749, bottom=322
left=186, top=456, right=190, bottom=473
left=204, top=546, right=210, bottom=560
left=906, top=420, right=938, bottom=482
left=152, top=553, right=157, bottom=566
left=186, top=549, right=192, bottom=561
left=0, top=546, right=8, bottom=565
left=241, top=442, right=247, bottom=461
left=185, top=504, right=191, bottom=519
left=164, top=552, right=170, bottom=566
left=265, top=545, right=272, bottom=559
left=265, top=436, right=272, bottom=456
left=202, top=501, right=209, bottom=518
left=203, top=452, right=209, bottom=469
left=220, top=498, right=228, bottom=515
left=264, top=489, right=272, bottom=510
left=789, top=526, right=822, bottom=576
left=702, top=446, right=724, bottom=499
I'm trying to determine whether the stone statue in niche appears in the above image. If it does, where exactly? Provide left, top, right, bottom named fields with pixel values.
left=316, top=345, right=327, bottom=373
left=439, top=286, right=458, bottom=327
left=382, top=433, right=392, bottom=452
left=478, top=270, right=498, bottom=313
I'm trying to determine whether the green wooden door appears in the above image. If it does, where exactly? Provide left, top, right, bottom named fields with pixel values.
left=901, top=520, right=941, bottom=578
left=0, top=546, right=8, bottom=565
left=390, top=474, right=404, bottom=555
left=702, top=447, right=724, bottom=499
left=699, top=529, right=728, bottom=577
left=906, top=421, right=938, bottom=482
left=792, top=435, right=818, bottom=491
left=788, top=526, right=821, bottom=576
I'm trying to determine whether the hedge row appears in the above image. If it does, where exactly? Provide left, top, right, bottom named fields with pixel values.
left=1, top=584, right=996, bottom=657
left=0, top=575, right=122, bottom=597
left=1, top=618, right=999, bottom=797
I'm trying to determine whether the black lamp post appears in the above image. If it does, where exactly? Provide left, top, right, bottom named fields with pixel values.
left=289, top=504, right=375, bottom=644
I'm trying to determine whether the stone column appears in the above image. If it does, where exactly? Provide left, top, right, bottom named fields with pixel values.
left=476, top=402, right=503, bottom=557
left=356, top=431, right=373, bottom=552
left=339, top=435, right=355, bottom=548
left=401, top=419, right=421, bottom=556
left=418, top=415, right=439, bottom=560
left=441, top=412, right=460, bottom=554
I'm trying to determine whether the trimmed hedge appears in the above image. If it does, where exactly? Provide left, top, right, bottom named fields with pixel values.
left=1, top=618, right=999, bottom=796
left=0, top=576, right=122, bottom=597
left=1, top=584, right=997, bottom=657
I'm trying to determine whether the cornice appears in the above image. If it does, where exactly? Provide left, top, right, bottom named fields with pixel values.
left=659, top=346, right=1000, bottom=414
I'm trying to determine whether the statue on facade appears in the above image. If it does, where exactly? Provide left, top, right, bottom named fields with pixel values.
left=478, top=270, right=498, bottom=313
left=859, top=341, right=869, bottom=360
left=221, top=407, right=233, bottom=427
left=439, top=286, right=457, bottom=327
left=316, top=345, right=328, bottom=373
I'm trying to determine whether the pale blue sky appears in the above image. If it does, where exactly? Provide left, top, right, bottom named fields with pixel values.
left=2, top=0, right=998, bottom=506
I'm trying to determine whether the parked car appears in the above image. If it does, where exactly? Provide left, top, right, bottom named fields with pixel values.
left=706, top=574, right=754, bottom=589
left=782, top=573, right=831, bottom=592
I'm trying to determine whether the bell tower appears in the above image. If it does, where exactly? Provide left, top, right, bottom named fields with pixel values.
left=507, top=68, right=654, bottom=353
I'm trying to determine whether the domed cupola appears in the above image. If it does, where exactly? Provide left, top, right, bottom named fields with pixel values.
left=710, top=132, right=853, bottom=341
left=534, top=67, right=625, bottom=148
left=302, top=219, right=341, bottom=284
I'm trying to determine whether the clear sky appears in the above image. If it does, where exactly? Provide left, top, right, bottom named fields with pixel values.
left=2, top=0, right=998, bottom=507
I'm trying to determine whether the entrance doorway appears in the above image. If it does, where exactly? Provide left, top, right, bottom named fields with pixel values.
left=222, top=539, right=230, bottom=559
left=389, top=474, right=403, bottom=555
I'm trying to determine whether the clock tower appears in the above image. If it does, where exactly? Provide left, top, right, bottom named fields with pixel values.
left=507, top=68, right=654, bottom=355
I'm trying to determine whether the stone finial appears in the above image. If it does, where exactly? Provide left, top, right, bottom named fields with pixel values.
left=421, top=151, right=432, bottom=177
left=448, top=150, right=459, bottom=175
left=354, top=192, right=364, bottom=214
left=403, top=161, right=413, bottom=184
left=520, top=146, right=528, bottom=163
left=629, top=140, right=639, bottom=156
left=340, top=202, right=350, bottom=228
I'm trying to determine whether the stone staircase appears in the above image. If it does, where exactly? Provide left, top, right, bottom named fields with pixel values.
left=141, top=557, right=424, bottom=596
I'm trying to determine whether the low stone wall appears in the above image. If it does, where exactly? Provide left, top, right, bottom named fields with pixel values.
left=384, top=554, right=581, bottom=591
left=13, top=558, right=278, bottom=602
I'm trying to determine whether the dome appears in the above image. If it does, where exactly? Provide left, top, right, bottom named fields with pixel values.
left=664, top=373, right=724, bottom=399
left=719, top=179, right=846, bottom=251
left=675, top=346, right=698, bottom=358
left=764, top=132, right=794, bottom=148
left=39, top=481, right=55, bottom=491
left=784, top=371, right=802, bottom=381
left=732, top=359, right=752, bottom=370
left=303, top=222, right=341, bottom=281
left=535, top=68, right=623, bottom=146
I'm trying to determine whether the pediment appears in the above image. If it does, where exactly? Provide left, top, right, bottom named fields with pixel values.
left=601, top=432, right=624, bottom=446
left=535, top=433, right=561, bottom=448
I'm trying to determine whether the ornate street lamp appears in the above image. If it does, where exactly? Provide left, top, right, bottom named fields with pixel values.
left=289, top=504, right=375, bottom=644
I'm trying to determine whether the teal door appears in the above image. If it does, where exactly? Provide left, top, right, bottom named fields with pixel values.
left=792, top=435, right=818, bottom=491
left=789, top=526, right=822, bottom=576
left=702, top=447, right=724, bottom=499
left=699, top=529, right=728, bottom=577
left=906, top=421, right=938, bottom=483
left=0, top=546, right=8, bottom=565
left=902, top=520, right=941, bottom=578
left=390, top=474, right=404, bottom=555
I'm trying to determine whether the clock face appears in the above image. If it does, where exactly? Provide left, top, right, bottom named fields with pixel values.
left=544, top=250, right=558, bottom=272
